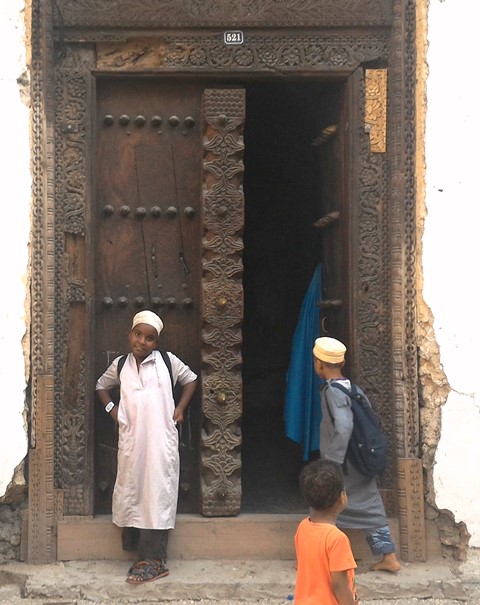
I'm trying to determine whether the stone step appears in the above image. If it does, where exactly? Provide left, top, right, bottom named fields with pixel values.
left=0, top=556, right=468, bottom=604
left=54, top=513, right=424, bottom=562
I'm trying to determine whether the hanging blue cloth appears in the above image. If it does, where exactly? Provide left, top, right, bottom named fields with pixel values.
left=284, top=264, right=324, bottom=460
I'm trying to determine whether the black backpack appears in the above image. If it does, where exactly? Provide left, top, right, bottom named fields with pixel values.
left=327, top=381, right=388, bottom=478
left=116, top=351, right=175, bottom=398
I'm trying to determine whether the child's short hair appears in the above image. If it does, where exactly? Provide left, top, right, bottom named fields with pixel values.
left=299, top=459, right=344, bottom=510
left=315, top=359, right=344, bottom=369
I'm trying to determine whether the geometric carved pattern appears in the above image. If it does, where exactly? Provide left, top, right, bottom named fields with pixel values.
left=200, top=88, right=245, bottom=515
left=56, top=0, right=392, bottom=28
left=397, top=458, right=426, bottom=562
left=390, top=0, right=420, bottom=461
left=28, top=376, right=55, bottom=564
left=403, top=0, right=420, bottom=459
left=29, top=0, right=57, bottom=564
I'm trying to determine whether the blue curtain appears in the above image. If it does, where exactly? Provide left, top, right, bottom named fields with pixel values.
left=284, top=265, right=324, bottom=460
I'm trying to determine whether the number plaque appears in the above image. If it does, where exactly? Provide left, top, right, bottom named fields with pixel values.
left=224, top=31, right=244, bottom=45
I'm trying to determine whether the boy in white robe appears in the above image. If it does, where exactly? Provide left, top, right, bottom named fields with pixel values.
left=96, top=310, right=197, bottom=584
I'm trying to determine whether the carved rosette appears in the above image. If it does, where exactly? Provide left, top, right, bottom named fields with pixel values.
left=201, top=89, right=245, bottom=515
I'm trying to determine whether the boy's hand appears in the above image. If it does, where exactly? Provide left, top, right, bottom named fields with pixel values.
left=173, top=408, right=184, bottom=424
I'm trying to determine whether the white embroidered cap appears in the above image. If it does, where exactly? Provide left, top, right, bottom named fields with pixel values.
left=131, top=310, right=164, bottom=336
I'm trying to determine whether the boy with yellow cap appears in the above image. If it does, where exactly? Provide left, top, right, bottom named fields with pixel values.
left=313, top=336, right=401, bottom=573
left=96, top=310, right=197, bottom=583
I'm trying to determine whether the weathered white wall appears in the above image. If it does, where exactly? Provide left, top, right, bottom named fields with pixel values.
left=424, top=0, right=480, bottom=546
left=0, top=0, right=30, bottom=498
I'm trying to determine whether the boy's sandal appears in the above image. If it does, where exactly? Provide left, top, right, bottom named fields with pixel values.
left=126, top=559, right=169, bottom=584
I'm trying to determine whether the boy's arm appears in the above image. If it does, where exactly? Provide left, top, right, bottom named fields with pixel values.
left=96, top=359, right=120, bottom=421
left=331, top=570, right=356, bottom=605
left=173, top=379, right=197, bottom=424
left=96, top=388, right=118, bottom=422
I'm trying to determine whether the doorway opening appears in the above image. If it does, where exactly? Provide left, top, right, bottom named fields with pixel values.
left=241, top=79, right=343, bottom=513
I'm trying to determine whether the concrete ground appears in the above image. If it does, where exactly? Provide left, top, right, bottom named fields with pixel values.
left=0, top=549, right=479, bottom=604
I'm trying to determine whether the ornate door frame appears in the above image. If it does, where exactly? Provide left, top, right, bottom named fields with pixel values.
left=28, top=0, right=424, bottom=563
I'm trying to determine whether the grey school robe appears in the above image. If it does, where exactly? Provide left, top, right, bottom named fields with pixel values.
left=96, top=350, right=197, bottom=530
left=319, top=378, right=388, bottom=530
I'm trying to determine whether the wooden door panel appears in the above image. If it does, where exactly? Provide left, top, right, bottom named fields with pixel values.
left=314, top=68, right=367, bottom=376
left=94, top=78, right=202, bottom=513
left=312, top=84, right=348, bottom=346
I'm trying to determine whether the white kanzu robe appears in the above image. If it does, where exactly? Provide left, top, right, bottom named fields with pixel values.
left=96, top=350, right=197, bottom=530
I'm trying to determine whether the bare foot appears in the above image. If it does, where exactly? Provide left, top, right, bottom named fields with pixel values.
left=370, top=553, right=401, bottom=573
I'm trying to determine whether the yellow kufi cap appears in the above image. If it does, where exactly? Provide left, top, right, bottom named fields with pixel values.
left=313, top=337, right=346, bottom=364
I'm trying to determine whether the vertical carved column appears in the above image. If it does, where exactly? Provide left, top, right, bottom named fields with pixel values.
left=390, top=0, right=426, bottom=560
left=391, top=0, right=419, bottom=459
left=200, top=88, right=245, bottom=516
left=54, top=46, right=95, bottom=515
left=353, top=68, right=393, bottom=488
left=28, top=0, right=56, bottom=563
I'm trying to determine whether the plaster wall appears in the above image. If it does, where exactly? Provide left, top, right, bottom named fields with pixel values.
left=423, top=0, right=480, bottom=546
left=0, top=0, right=30, bottom=500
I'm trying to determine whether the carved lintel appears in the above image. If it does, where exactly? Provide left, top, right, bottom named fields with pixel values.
left=365, top=68, right=387, bottom=153
left=95, top=34, right=389, bottom=73
left=55, top=0, right=392, bottom=29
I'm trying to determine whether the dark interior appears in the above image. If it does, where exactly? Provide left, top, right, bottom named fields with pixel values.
left=241, top=80, right=335, bottom=513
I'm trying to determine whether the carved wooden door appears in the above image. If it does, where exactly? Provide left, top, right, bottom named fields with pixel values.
left=314, top=70, right=363, bottom=373
left=94, top=78, right=203, bottom=514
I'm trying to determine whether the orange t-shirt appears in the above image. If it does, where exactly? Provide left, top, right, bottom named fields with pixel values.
left=294, top=518, right=358, bottom=605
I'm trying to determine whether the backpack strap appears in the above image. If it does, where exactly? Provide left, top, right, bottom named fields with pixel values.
left=324, top=381, right=352, bottom=422
left=116, top=351, right=175, bottom=398
left=331, top=381, right=371, bottom=409
left=329, top=381, right=354, bottom=398
left=159, top=350, right=175, bottom=398
left=323, top=381, right=352, bottom=474
left=116, top=354, right=127, bottom=380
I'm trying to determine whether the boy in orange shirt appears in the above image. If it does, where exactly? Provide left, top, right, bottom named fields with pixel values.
left=294, top=459, right=358, bottom=605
